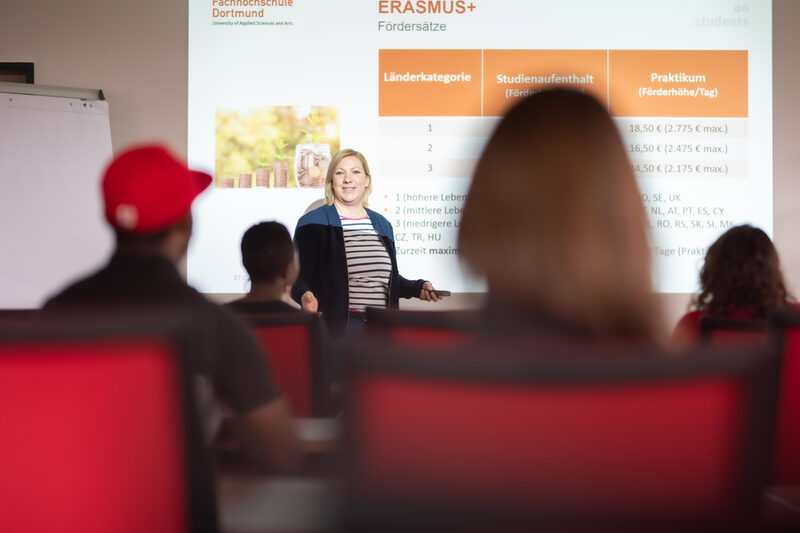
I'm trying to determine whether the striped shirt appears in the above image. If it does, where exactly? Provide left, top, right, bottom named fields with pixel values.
left=341, top=216, right=392, bottom=312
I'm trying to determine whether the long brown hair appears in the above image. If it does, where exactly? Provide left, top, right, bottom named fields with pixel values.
left=458, top=88, right=659, bottom=338
left=692, top=224, right=792, bottom=317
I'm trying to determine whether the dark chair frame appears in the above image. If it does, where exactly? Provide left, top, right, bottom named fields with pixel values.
left=768, top=308, right=800, bottom=332
left=0, top=309, right=39, bottom=323
left=0, top=312, right=219, bottom=533
left=365, top=308, right=480, bottom=339
left=236, top=311, right=331, bottom=417
left=699, top=316, right=769, bottom=343
left=768, top=309, right=800, bottom=485
left=343, top=338, right=783, bottom=529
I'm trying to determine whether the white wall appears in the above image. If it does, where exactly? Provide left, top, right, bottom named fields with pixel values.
left=2, top=0, right=798, bottom=328
left=0, top=0, right=188, bottom=156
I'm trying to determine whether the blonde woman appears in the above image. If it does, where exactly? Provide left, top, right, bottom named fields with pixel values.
left=291, top=149, right=439, bottom=338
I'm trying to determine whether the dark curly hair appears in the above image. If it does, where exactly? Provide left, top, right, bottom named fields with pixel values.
left=692, top=224, right=792, bottom=317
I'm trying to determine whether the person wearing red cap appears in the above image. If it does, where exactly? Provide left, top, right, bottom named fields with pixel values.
left=44, top=144, right=303, bottom=473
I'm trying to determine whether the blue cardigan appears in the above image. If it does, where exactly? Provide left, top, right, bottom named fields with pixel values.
left=291, top=204, right=426, bottom=337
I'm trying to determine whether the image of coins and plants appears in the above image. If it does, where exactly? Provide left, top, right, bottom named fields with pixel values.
left=215, top=105, right=339, bottom=188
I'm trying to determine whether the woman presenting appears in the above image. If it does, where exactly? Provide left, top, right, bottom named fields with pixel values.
left=291, top=149, right=439, bottom=337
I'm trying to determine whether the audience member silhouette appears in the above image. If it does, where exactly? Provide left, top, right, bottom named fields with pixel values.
left=228, top=221, right=302, bottom=314
left=673, top=224, right=795, bottom=343
left=45, top=144, right=303, bottom=472
left=458, top=88, right=661, bottom=339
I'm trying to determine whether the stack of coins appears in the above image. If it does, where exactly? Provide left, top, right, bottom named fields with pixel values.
left=273, top=161, right=288, bottom=188
left=219, top=177, right=235, bottom=188
left=314, top=155, right=329, bottom=187
left=238, top=173, right=253, bottom=188
left=295, top=146, right=330, bottom=188
left=256, top=167, right=271, bottom=187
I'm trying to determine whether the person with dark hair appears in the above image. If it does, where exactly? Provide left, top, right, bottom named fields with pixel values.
left=228, top=221, right=301, bottom=314
left=458, top=88, right=661, bottom=339
left=673, top=224, right=795, bottom=343
left=45, top=144, right=303, bottom=472
left=291, top=148, right=440, bottom=338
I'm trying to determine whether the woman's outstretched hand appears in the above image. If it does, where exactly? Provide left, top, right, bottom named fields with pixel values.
left=419, top=281, right=440, bottom=302
left=301, top=291, right=319, bottom=312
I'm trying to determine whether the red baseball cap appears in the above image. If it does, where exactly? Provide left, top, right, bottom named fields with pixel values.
left=102, top=144, right=212, bottom=233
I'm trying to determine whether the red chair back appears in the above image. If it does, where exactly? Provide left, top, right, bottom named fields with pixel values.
left=344, top=339, right=780, bottom=528
left=239, top=312, right=330, bottom=417
left=770, top=311, right=800, bottom=484
left=0, top=317, right=216, bottom=533
left=365, top=309, right=478, bottom=349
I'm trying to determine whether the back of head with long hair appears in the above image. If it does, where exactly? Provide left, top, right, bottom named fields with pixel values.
left=458, top=88, right=659, bottom=338
left=693, top=224, right=792, bottom=317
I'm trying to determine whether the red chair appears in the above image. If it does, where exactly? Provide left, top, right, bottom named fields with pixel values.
left=0, top=316, right=217, bottom=533
left=700, top=316, right=769, bottom=345
left=701, top=313, right=800, bottom=485
left=343, top=338, right=781, bottom=530
left=237, top=312, right=331, bottom=417
left=770, top=311, right=800, bottom=484
left=365, top=308, right=479, bottom=349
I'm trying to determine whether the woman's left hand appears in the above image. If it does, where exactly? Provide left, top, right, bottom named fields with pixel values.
left=419, top=281, right=440, bottom=302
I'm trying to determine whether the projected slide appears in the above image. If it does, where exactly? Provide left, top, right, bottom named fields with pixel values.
left=188, top=0, right=771, bottom=294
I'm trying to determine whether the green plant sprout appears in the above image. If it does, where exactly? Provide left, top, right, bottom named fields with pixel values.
left=274, top=139, right=293, bottom=161
left=257, top=151, right=269, bottom=167
left=300, top=110, right=325, bottom=143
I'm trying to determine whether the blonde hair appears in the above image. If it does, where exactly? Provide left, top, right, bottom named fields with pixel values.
left=324, top=149, right=372, bottom=207
left=458, top=89, right=659, bottom=338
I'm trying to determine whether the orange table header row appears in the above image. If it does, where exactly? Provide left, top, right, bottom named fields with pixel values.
left=378, top=49, right=747, bottom=118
